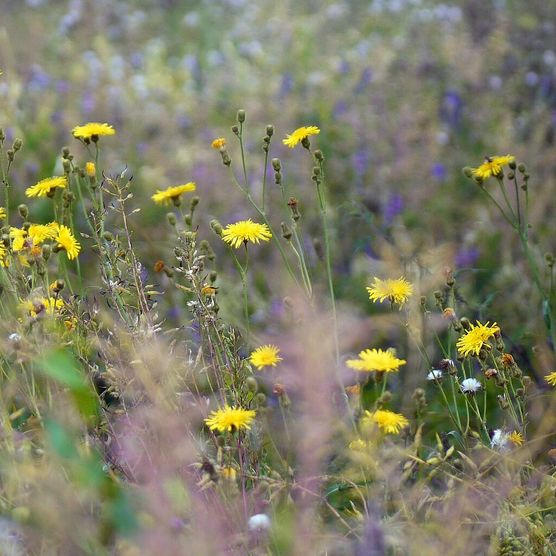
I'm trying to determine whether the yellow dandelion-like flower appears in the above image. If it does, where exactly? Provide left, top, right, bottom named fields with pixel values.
left=85, top=162, right=96, bottom=177
left=362, top=409, right=409, bottom=435
left=0, top=207, right=6, bottom=220
left=204, top=405, right=256, bottom=433
left=72, top=122, right=116, bottom=141
left=10, top=228, right=28, bottom=252
left=211, top=137, right=226, bottom=149
left=509, top=431, right=524, bottom=447
left=545, top=371, right=556, bottom=386
left=282, top=125, right=320, bottom=148
left=249, top=345, right=282, bottom=370
left=470, top=155, right=515, bottom=181
left=151, top=182, right=196, bottom=205
left=25, top=176, right=67, bottom=198
left=0, top=243, right=7, bottom=266
left=348, top=439, right=370, bottom=451
left=52, top=223, right=81, bottom=260
left=366, top=277, right=413, bottom=306
left=221, top=219, right=272, bottom=248
left=28, top=223, right=57, bottom=245
left=42, top=297, right=65, bottom=315
left=456, top=321, right=500, bottom=357
left=346, top=348, right=406, bottom=373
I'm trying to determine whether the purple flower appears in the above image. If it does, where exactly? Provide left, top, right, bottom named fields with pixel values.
left=440, top=90, right=463, bottom=128
left=431, top=163, right=447, bottom=181
left=383, top=193, right=404, bottom=225
left=455, top=246, right=479, bottom=268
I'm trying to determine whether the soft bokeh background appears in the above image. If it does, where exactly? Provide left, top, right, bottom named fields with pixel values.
left=1, top=0, right=555, bottom=360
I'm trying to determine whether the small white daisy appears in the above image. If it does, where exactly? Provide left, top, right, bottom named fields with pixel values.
left=248, top=513, right=271, bottom=532
left=427, top=369, right=443, bottom=381
left=460, top=377, right=482, bottom=394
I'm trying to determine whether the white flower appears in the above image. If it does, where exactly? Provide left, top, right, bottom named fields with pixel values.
left=8, top=333, right=21, bottom=343
left=460, top=377, right=481, bottom=394
left=427, top=369, right=443, bottom=381
left=248, top=513, right=271, bottom=532
left=490, top=429, right=510, bottom=452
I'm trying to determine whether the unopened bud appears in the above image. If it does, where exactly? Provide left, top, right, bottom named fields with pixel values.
left=62, top=146, right=71, bottom=158
left=462, top=167, right=473, bottom=178
left=237, top=109, right=246, bottom=123
left=210, top=219, right=223, bottom=236
left=12, top=138, right=22, bottom=152
left=18, top=204, right=28, bottom=219
left=281, top=222, right=292, bottom=241
left=167, top=213, right=177, bottom=226
left=265, top=124, right=274, bottom=137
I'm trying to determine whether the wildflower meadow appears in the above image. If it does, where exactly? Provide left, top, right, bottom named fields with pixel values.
left=1, top=1, right=556, bottom=554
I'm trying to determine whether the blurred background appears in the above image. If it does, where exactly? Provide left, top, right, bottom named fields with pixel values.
left=1, top=0, right=556, bottom=353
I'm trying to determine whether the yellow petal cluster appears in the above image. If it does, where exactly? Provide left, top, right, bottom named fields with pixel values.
left=282, top=126, right=320, bottom=148
left=346, top=348, right=406, bottom=373
left=249, top=345, right=282, bottom=370
left=221, top=220, right=272, bottom=248
left=204, top=405, right=256, bottom=433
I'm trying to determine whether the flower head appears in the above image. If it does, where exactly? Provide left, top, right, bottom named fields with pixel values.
left=249, top=345, right=282, bottom=370
left=508, top=431, right=524, bottom=447
left=366, top=277, right=413, bottom=306
left=72, top=122, right=115, bottom=142
left=211, top=137, right=226, bottom=149
left=346, top=348, right=406, bottom=373
left=362, top=409, right=409, bottom=434
left=0, top=207, right=6, bottom=220
left=470, top=155, right=514, bottom=181
left=85, top=162, right=96, bottom=177
left=52, top=223, right=81, bottom=260
left=427, top=369, right=443, bottom=381
left=28, top=224, right=57, bottom=245
left=204, top=405, right=256, bottom=433
left=25, top=176, right=67, bottom=198
left=545, top=371, right=556, bottom=386
left=282, top=126, right=320, bottom=148
left=221, top=219, right=272, bottom=248
left=456, top=321, right=500, bottom=357
left=151, top=182, right=196, bottom=205
left=460, top=377, right=482, bottom=394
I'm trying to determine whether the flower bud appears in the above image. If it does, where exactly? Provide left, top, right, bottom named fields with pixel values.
left=18, top=204, right=28, bottom=219
left=237, top=109, right=246, bottom=123
left=12, top=138, right=22, bottom=152
left=167, top=213, right=177, bottom=226
left=210, top=219, right=223, bottom=236
left=265, top=124, right=274, bottom=137
left=85, top=162, right=96, bottom=177
left=62, top=146, right=71, bottom=158
left=462, top=166, right=473, bottom=178
left=271, top=158, right=281, bottom=172
left=281, top=222, right=292, bottom=241
left=246, top=377, right=258, bottom=393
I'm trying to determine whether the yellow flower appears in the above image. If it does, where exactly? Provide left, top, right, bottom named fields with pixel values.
left=204, top=405, right=256, bottom=433
left=221, top=220, right=272, bottom=248
left=346, top=348, right=406, bottom=373
left=348, top=438, right=370, bottom=451
left=43, top=297, right=64, bottom=315
left=0, top=243, right=7, bottom=266
left=211, top=137, right=226, bottom=149
left=72, top=122, right=116, bottom=141
left=509, top=431, right=524, bottom=447
left=85, top=162, right=96, bottom=177
left=470, top=155, right=514, bottom=181
left=282, top=125, right=320, bottom=148
left=366, top=277, right=413, bottom=306
left=25, top=176, right=67, bottom=198
left=249, top=345, right=282, bottom=370
left=28, top=223, right=57, bottom=245
left=362, top=409, right=409, bottom=434
left=0, top=207, right=6, bottom=220
left=52, top=223, right=81, bottom=260
left=10, top=227, right=28, bottom=251
left=151, top=182, right=196, bottom=205
left=545, top=371, right=556, bottom=386
left=456, top=321, right=500, bottom=357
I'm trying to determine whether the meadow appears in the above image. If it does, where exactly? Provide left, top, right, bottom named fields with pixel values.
left=0, top=0, right=556, bottom=554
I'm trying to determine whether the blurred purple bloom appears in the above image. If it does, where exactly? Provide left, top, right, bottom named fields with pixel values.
left=338, top=59, right=351, bottom=74
left=333, top=100, right=348, bottom=117
left=56, top=80, right=71, bottom=94
left=431, top=163, right=447, bottom=181
left=354, top=67, right=373, bottom=94
left=456, top=246, right=480, bottom=268
left=352, top=149, right=370, bottom=178
left=384, top=193, right=404, bottom=225
left=440, top=90, right=463, bottom=128
left=50, top=110, right=63, bottom=125
left=279, top=72, right=294, bottom=97
left=81, top=91, right=96, bottom=115
left=27, top=65, right=51, bottom=92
